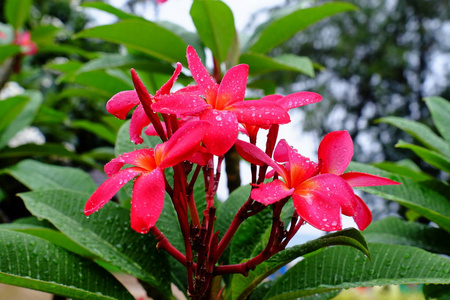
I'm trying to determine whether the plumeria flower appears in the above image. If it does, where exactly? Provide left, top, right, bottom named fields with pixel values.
left=106, top=63, right=182, bottom=144
left=14, top=31, right=37, bottom=55
left=85, top=120, right=210, bottom=234
left=152, top=46, right=291, bottom=156
left=236, top=133, right=399, bottom=231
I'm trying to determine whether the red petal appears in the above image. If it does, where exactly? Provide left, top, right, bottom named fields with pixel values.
left=106, top=90, right=140, bottom=119
left=144, top=122, right=167, bottom=136
left=105, top=149, right=156, bottom=176
left=155, top=62, right=182, bottom=96
left=227, top=100, right=290, bottom=126
left=352, top=195, right=372, bottom=230
left=157, top=120, right=210, bottom=168
left=235, top=139, right=284, bottom=173
left=273, top=139, right=290, bottom=162
left=260, top=94, right=283, bottom=102
left=298, top=174, right=356, bottom=216
left=251, top=180, right=294, bottom=205
left=341, top=172, right=401, bottom=187
left=85, top=168, right=141, bottom=215
left=130, top=168, right=165, bottom=233
left=129, top=104, right=151, bottom=144
left=318, top=131, right=353, bottom=175
left=288, top=150, right=318, bottom=187
left=151, top=93, right=210, bottom=116
left=215, top=64, right=248, bottom=109
left=277, top=91, right=322, bottom=111
left=292, top=192, right=342, bottom=231
left=186, top=46, right=218, bottom=105
left=200, top=109, right=238, bottom=156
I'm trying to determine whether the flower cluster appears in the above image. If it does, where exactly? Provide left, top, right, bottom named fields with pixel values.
left=85, top=45, right=399, bottom=236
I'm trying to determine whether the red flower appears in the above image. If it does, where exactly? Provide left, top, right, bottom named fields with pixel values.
left=236, top=131, right=399, bottom=231
left=14, top=31, right=37, bottom=55
left=85, top=121, right=210, bottom=234
left=106, top=63, right=182, bottom=144
left=152, top=46, right=290, bottom=156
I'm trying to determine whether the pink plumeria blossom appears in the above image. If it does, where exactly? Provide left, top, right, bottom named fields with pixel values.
left=14, top=31, right=37, bottom=55
left=85, top=120, right=210, bottom=234
left=152, top=46, right=290, bottom=156
left=106, top=63, right=182, bottom=144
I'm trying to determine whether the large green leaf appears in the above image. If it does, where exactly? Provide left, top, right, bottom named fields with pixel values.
left=71, top=120, right=116, bottom=144
left=0, top=44, right=20, bottom=63
left=190, top=0, right=235, bottom=63
left=68, top=70, right=133, bottom=97
left=245, top=2, right=357, bottom=54
left=3, top=159, right=97, bottom=193
left=263, top=243, right=450, bottom=300
left=378, top=116, right=450, bottom=157
left=0, top=230, right=134, bottom=299
left=19, top=189, right=173, bottom=299
left=230, top=229, right=370, bottom=300
left=4, top=0, right=32, bottom=29
left=348, top=162, right=450, bottom=232
left=0, top=90, right=43, bottom=150
left=81, top=2, right=139, bottom=20
left=425, top=96, right=450, bottom=144
left=395, top=140, right=450, bottom=173
left=373, top=160, right=433, bottom=181
left=364, top=217, right=450, bottom=254
left=76, top=19, right=188, bottom=64
left=240, top=53, right=314, bottom=77
left=0, top=95, right=28, bottom=133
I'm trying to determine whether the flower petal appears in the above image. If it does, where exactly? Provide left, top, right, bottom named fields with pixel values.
left=227, top=100, right=290, bottom=126
left=106, top=90, right=140, bottom=119
left=276, top=91, right=322, bottom=111
left=144, top=122, right=167, bottom=136
left=235, top=139, right=284, bottom=174
left=215, top=64, right=248, bottom=109
left=200, top=109, right=238, bottom=156
left=155, top=62, right=182, bottom=96
left=341, top=172, right=401, bottom=187
left=318, top=130, right=353, bottom=175
left=251, top=180, right=294, bottom=205
left=130, top=168, right=165, bottom=234
left=85, top=168, right=141, bottom=215
left=273, top=139, right=290, bottom=163
left=292, top=192, right=342, bottom=231
left=186, top=46, right=219, bottom=105
left=352, top=195, right=372, bottom=231
left=129, top=104, right=150, bottom=144
left=288, top=147, right=318, bottom=187
left=297, top=174, right=356, bottom=216
left=157, top=120, right=210, bottom=168
left=105, top=148, right=156, bottom=176
left=151, top=93, right=210, bottom=116
left=260, top=94, right=283, bottom=102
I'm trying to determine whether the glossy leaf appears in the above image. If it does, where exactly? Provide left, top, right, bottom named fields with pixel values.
left=378, top=116, right=450, bottom=157
left=245, top=2, right=357, bottom=54
left=4, top=159, right=97, bottom=193
left=263, top=243, right=450, bottom=300
left=425, top=96, right=450, bottom=144
left=364, top=217, right=450, bottom=255
left=0, top=91, right=43, bottom=150
left=231, top=228, right=369, bottom=300
left=0, top=230, right=134, bottom=300
left=4, top=0, right=32, bottom=29
left=372, top=160, right=433, bottom=181
left=0, top=45, right=20, bottom=63
left=348, top=162, right=450, bottom=232
left=19, top=189, right=173, bottom=298
left=395, top=140, right=450, bottom=173
left=71, top=120, right=116, bottom=144
left=240, top=53, right=314, bottom=77
left=190, top=0, right=235, bottom=62
left=76, top=19, right=188, bottom=64
left=68, top=70, right=133, bottom=96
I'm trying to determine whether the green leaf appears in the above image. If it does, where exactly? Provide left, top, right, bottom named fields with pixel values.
left=240, top=53, right=314, bottom=77
left=0, top=230, right=134, bottom=300
left=0, top=95, right=28, bottom=133
left=0, top=45, right=20, bottom=63
left=364, top=217, right=450, bottom=254
left=19, top=189, right=173, bottom=299
left=190, top=0, right=235, bottom=62
left=4, top=0, right=32, bottom=29
left=71, top=120, right=116, bottom=144
left=4, top=159, right=97, bottom=193
left=423, top=284, right=450, bottom=300
left=81, top=2, right=139, bottom=20
left=245, top=2, right=357, bottom=54
left=348, top=162, right=450, bottom=232
left=263, top=243, right=450, bottom=300
left=372, top=160, right=433, bottom=181
left=230, top=228, right=369, bottom=300
left=0, top=90, right=43, bottom=150
left=425, top=96, right=450, bottom=144
left=115, top=120, right=162, bottom=155
left=395, top=140, right=450, bottom=173
left=68, top=70, right=133, bottom=97
left=76, top=19, right=188, bottom=64
left=378, top=116, right=450, bottom=157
